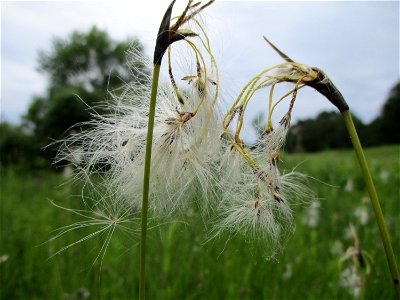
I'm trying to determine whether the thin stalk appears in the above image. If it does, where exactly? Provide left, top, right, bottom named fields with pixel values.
left=139, top=64, right=161, bottom=300
left=342, top=110, right=400, bottom=297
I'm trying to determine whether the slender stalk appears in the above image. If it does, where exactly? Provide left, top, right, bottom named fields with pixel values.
left=139, top=64, right=161, bottom=300
left=342, top=110, right=400, bottom=297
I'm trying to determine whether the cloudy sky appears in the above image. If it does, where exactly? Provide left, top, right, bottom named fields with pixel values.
left=1, top=0, right=399, bottom=139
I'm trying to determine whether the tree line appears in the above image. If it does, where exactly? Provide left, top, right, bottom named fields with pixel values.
left=1, top=27, right=399, bottom=169
left=283, top=83, right=400, bottom=153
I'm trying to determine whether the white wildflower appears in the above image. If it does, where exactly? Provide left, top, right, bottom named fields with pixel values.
left=330, top=240, right=344, bottom=256
left=302, top=200, right=320, bottom=228
left=379, top=169, right=390, bottom=183
left=344, top=226, right=354, bottom=241
left=282, top=263, right=293, bottom=280
left=339, top=266, right=362, bottom=298
left=0, top=255, right=8, bottom=264
left=354, top=206, right=369, bottom=225
left=344, top=177, right=354, bottom=192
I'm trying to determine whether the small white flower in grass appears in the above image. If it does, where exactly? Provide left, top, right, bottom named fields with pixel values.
left=0, top=255, right=8, bottom=264
left=282, top=263, right=293, bottom=280
left=354, top=206, right=369, bottom=225
left=344, top=177, right=354, bottom=192
left=339, top=267, right=362, bottom=298
left=344, top=226, right=354, bottom=241
left=330, top=240, right=344, bottom=256
left=302, top=200, right=321, bottom=229
left=379, top=169, right=390, bottom=183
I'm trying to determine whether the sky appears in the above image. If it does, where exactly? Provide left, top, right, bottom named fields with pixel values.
left=1, top=0, right=399, bottom=140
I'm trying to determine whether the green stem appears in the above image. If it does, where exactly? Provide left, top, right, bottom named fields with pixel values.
left=342, top=110, right=400, bottom=297
left=140, top=64, right=161, bottom=300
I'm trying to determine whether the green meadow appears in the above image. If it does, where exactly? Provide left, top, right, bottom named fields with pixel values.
left=1, top=145, right=399, bottom=299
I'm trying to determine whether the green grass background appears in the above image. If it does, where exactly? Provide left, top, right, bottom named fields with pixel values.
left=1, top=145, right=399, bottom=299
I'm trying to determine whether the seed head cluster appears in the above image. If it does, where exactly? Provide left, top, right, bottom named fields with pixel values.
left=54, top=1, right=316, bottom=256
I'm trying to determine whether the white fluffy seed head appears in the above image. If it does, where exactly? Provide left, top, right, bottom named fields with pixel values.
left=212, top=152, right=305, bottom=250
left=56, top=38, right=223, bottom=219
left=54, top=16, right=316, bottom=253
left=213, top=108, right=316, bottom=252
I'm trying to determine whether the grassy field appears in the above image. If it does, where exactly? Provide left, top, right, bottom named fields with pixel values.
left=1, top=145, right=399, bottom=299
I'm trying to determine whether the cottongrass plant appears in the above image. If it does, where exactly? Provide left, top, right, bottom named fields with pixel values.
left=258, top=37, right=400, bottom=296
left=52, top=1, right=399, bottom=298
left=339, top=224, right=373, bottom=299
left=57, top=5, right=220, bottom=210
left=56, top=47, right=219, bottom=219
left=138, top=2, right=219, bottom=297
left=211, top=40, right=317, bottom=253
left=55, top=1, right=219, bottom=298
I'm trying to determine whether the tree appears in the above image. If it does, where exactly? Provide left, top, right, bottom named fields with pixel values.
left=368, top=81, right=400, bottom=145
left=23, top=26, right=148, bottom=166
left=285, top=111, right=366, bottom=152
left=0, top=122, right=43, bottom=168
left=38, top=26, right=146, bottom=90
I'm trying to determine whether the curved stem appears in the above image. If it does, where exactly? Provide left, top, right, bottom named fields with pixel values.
left=140, top=64, right=161, bottom=300
left=342, top=110, right=400, bottom=297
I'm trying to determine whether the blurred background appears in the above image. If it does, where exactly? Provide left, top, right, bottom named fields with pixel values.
left=1, top=1, right=399, bottom=299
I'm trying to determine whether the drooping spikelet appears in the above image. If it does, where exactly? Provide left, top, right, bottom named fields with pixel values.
left=213, top=123, right=313, bottom=253
left=213, top=38, right=317, bottom=251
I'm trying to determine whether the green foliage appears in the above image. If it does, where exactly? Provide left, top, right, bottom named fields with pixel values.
left=0, top=122, right=45, bottom=168
left=37, top=26, right=144, bottom=89
left=368, top=82, right=400, bottom=146
left=1, top=145, right=398, bottom=299
left=286, top=111, right=367, bottom=153
left=22, top=26, right=148, bottom=167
